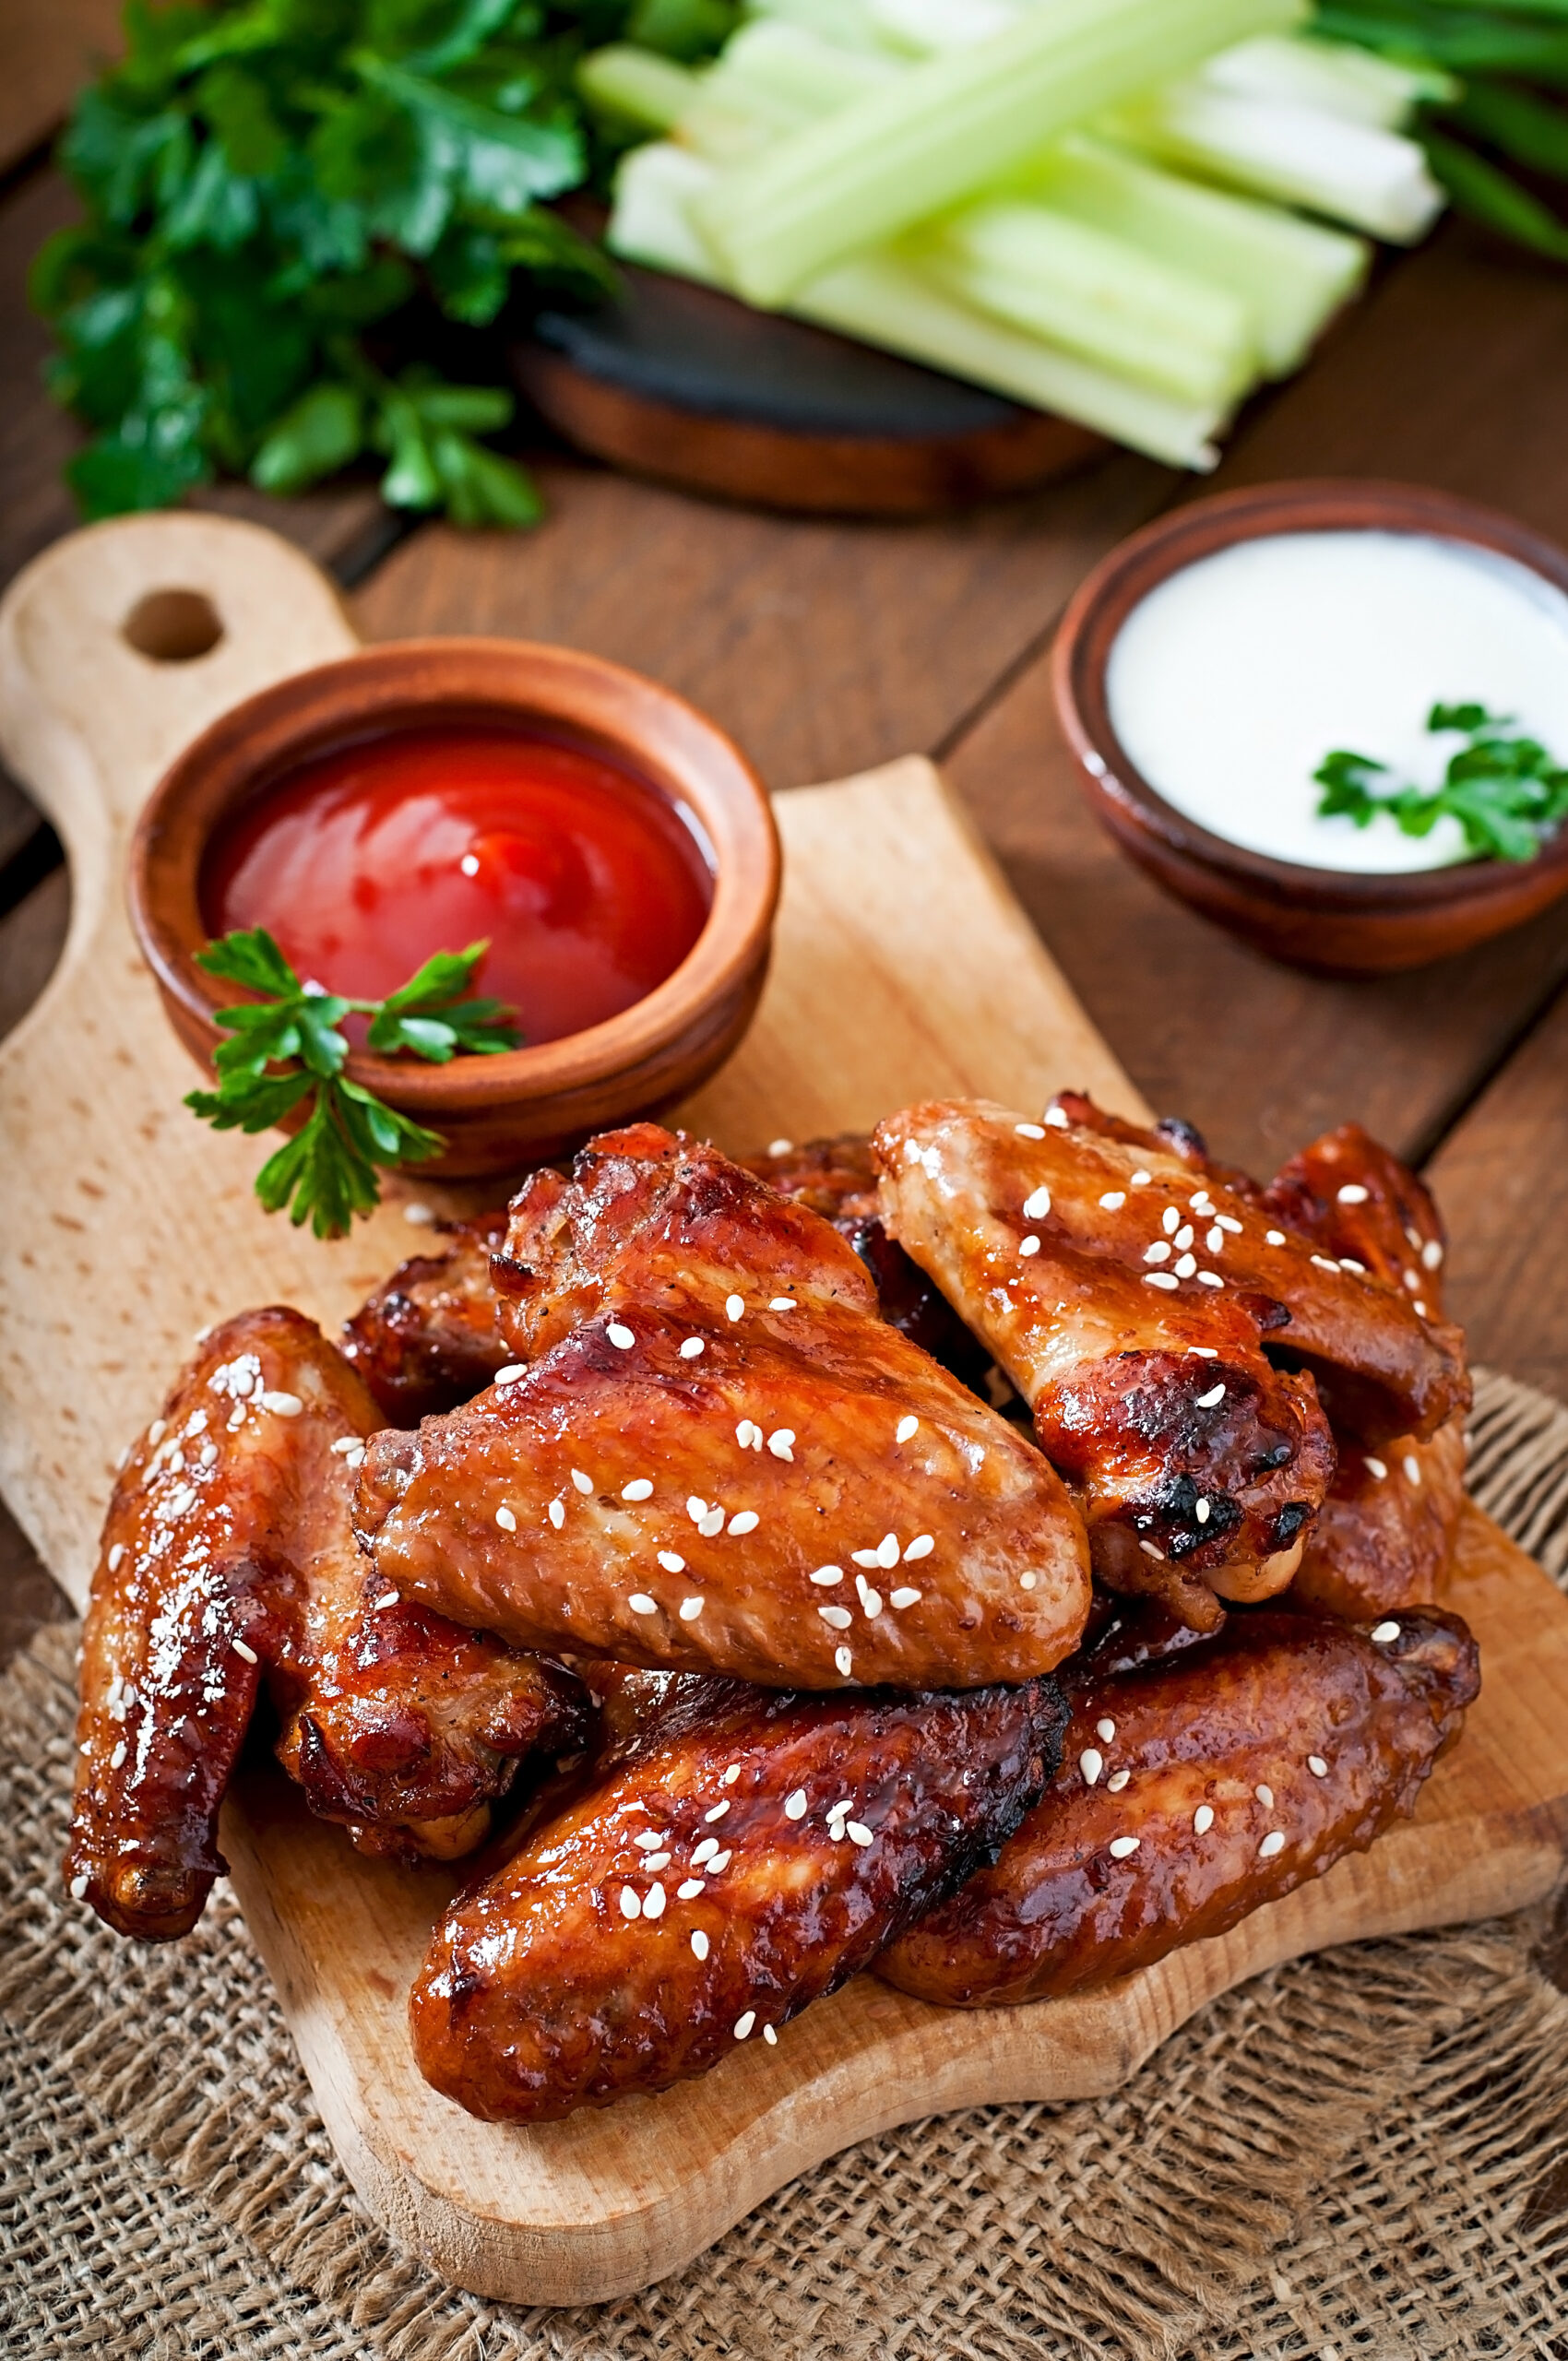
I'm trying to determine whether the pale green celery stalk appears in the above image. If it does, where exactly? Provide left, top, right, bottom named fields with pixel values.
left=675, top=21, right=892, bottom=161
left=1108, top=88, right=1445, bottom=242
left=793, top=249, right=1231, bottom=467
left=1018, top=133, right=1367, bottom=374
left=1197, top=33, right=1456, bottom=127
left=924, top=200, right=1256, bottom=405
left=606, top=143, right=1230, bottom=468
left=698, top=0, right=1309, bottom=306
left=610, top=142, right=728, bottom=281
left=577, top=46, right=701, bottom=133
left=865, top=0, right=1024, bottom=55
left=741, top=0, right=888, bottom=56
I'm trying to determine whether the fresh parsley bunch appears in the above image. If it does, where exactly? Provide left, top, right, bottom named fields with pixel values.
left=1315, top=702, right=1568, bottom=863
left=187, top=926, right=520, bottom=1237
left=30, top=0, right=731, bottom=528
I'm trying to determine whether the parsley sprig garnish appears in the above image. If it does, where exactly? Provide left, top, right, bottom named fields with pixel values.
left=185, top=926, right=519, bottom=1239
left=1314, top=702, right=1568, bottom=864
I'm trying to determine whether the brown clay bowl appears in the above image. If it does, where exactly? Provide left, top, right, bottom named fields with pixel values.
left=1051, top=479, right=1568, bottom=976
left=129, top=639, right=780, bottom=1178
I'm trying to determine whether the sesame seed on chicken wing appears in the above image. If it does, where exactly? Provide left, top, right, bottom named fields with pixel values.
left=878, top=1607, right=1478, bottom=2007
left=411, top=1671, right=1068, bottom=2120
left=354, top=1125, right=1092, bottom=1691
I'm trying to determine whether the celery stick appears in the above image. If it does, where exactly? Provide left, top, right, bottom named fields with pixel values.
left=925, top=201, right=1256, bottom=404
left=609, top=141, right=728, bottom=282
left=1018, top=134, right=1367, bottom=373
left=606, top=145, right=1232, bottom=468
left=742, top=0, right=888, bottom=55
left=1109, top=89, right=1445, bottom=242
left=866, top=0, right=1024, bottom=55
left=577, top=46, right=701, bottom=134
left=1194, top=31, right=1451, bottom=126
left=793, top=251, right=1231, bottom=469
left=675, top=22, right=893, bottom=161
left=699, top=0, right=1310, bottom=305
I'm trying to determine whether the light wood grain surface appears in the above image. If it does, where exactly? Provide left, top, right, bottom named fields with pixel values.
left=3, top=513, right=1566, bottom=2306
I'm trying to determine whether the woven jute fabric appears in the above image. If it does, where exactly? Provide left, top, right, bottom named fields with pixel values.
left=5, top=1366, right=1568, bottom=2361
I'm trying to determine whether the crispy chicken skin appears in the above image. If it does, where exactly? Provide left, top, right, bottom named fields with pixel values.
left=355, top=1125, right=1092, bottom=1690
left=878, top=1607, right=1478, bottom=2007
left=411, top=1672, right=1068, bottom=2120
left=1291, top=1418, right=1467, bottom=1621
left=873, top=1098, right=1338, bottom=1625
left=873, top=1097, right=1470, bottom=1627
left=341, top=1212, right=510, bottom=1426
left=743, top=1133, right=991, bottom=1385
left=68, top=1310, right=586, bottom=1940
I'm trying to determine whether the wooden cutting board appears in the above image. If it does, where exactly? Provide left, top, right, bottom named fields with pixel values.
left=3, top=513, right=1567, bottom=2307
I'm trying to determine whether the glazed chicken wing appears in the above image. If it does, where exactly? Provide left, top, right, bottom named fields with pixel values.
left=874, top=1098, right=1468, bottom=1628
left=341, top=1212, right=511, bottom=1425
left=68, top=1310, right=586, bottom=1940
left=879, top=1606, right=1478, bottom=2006
left=355, top=1125, right=1092, bottom=1691
left=1290, top=1418, right=1467, bottom=1621
left=743, top=1133, right=991, bottom=1386
left=411, top=1671, right=1067, bottom=2120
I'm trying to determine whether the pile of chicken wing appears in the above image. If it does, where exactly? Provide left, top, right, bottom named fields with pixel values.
left=68, top=1095, right=1479, bottom=2121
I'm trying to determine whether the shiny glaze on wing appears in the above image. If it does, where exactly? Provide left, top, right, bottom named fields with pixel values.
left=1291, top=1417, right=1467, bottom=1620
left=878, top=1607, right=1478, bottom=2006
left=743, top=1133, right=991, bottom=1385
left=67, top=1310, right=585, bottom=1939
left=355, top=1125, right=1092, bottom=1690
left=873, top=1098, right=1344, bottom=1625
left=411, top=1672, right=1067, bottom=2120
left=341, top=1212, right=510, bottom=1425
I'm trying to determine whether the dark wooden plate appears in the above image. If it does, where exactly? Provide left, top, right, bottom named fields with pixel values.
left=510, top=255, right=1104, bottom=518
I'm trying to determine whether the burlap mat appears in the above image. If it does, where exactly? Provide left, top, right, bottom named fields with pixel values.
left=5, top=1367, right=1568, bottom=2361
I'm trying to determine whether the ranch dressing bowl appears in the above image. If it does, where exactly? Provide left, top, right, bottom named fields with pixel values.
left=1051, top=481, right=1568, bottom=975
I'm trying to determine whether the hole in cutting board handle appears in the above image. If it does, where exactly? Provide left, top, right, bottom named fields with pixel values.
left=121, top=588, right=225, bottom=664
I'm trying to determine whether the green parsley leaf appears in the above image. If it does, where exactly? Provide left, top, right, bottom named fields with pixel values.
left=1314, top=702, right=1568, bottom=864
left=185, top=925, right=520, bottom=1238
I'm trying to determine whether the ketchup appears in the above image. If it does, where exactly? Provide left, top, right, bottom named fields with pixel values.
left=203, top=725, right=714, bottom=1047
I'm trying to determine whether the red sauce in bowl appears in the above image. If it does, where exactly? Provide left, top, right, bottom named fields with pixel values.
left=202, top=724, right=714, bottom=1047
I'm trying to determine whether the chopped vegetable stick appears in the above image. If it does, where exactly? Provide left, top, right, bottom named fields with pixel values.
left=868, top=0, right=1023, bottom=53
left=577, top=46, right=699, bottom=134
left=698, top=0, right=1309, bottom=304
left=1108, top=87, right=1445, bottom=241
left=792, top=250, right=1231, bottom=469
left=1196, top=31, right=1455, bottom=127
left=1016, top=134, right=1367, bottom=374
left=745, top=0, right=888, bottom=55
left=926, top=201, right=1257, bottom=404
left=610, top=142, right=728, bottom=282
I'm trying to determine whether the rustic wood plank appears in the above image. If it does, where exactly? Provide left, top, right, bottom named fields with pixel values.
left=350, top=447, right=1170, bottom=789
left=1426, top=980, right=1568, bottom=1406
left=0, top=0, right=119, bottom=177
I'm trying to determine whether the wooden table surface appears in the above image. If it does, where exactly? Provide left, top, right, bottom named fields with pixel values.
left=3, top=75, right=1568, bottom=1669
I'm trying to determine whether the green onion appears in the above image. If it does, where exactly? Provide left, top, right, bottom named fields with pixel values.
left=697, top=0, right=1308, bottom=305
left=1198, top=30, right=1455, bottom=125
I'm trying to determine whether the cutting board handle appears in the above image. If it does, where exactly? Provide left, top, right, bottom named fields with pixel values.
left=0, top=513, right=358, bottom=867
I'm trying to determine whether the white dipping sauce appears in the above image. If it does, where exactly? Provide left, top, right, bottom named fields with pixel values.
left=1105, top=530, right=1568, bottom=872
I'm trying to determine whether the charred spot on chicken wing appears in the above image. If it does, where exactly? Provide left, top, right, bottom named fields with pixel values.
left=878, top=1606, right=1478, bottom=2007
left=411, top=1671, right=1068, bottom=2120
left=355, top=1125, right=1092, bottom=1691
left=67, top=1309, right=586, bottom=1940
